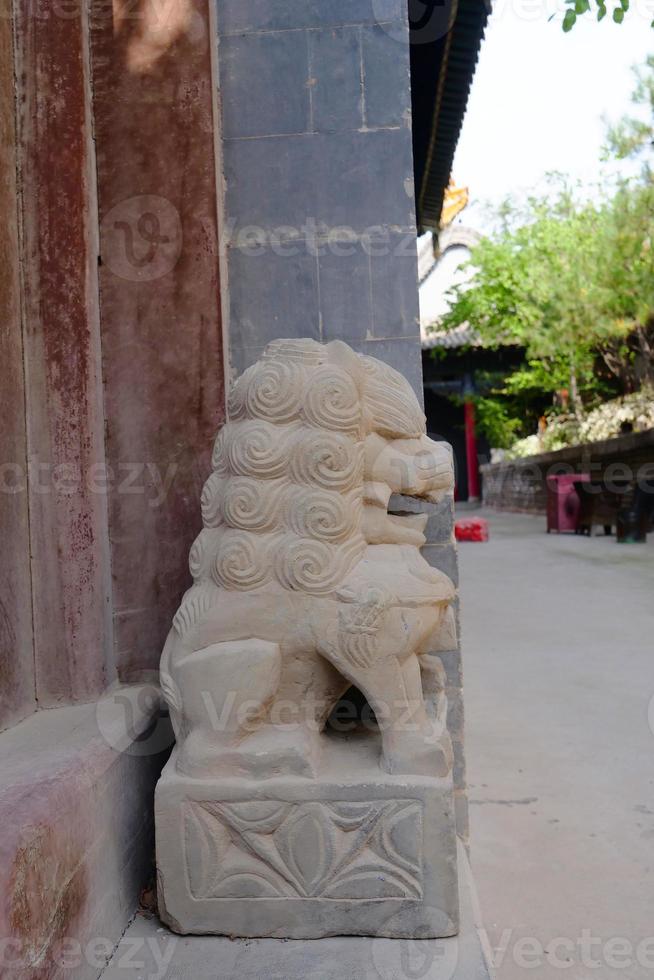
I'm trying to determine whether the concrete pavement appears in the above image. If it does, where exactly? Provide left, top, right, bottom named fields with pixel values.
left=460, top=509, right=654, bottom=979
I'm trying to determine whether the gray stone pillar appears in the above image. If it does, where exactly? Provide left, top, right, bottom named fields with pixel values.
left=215, top=0, right=423, bottom=395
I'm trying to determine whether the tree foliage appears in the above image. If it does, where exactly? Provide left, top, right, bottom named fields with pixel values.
left=441, top=177, right=654, bottom=407
left=561, top=0, right=649, bottom=31
left=604, top=55, right=654, bottom=171
left=469, top=395, right=524, bottom=449
left=438, top=174, right=654, bottom=429
left=435, top=60, right=654, bottom=449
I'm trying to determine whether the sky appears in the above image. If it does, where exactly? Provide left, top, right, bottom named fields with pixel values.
left=453, top=1, right=653, bottom=225
left=420, top=5, right=653, bottom=325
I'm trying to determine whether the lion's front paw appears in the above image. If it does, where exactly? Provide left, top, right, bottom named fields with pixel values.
left=381, top=731, right=453, bottom=779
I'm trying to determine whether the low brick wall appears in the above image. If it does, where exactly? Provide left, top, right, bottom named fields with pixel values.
left=480, top=429, right=654, bottom=514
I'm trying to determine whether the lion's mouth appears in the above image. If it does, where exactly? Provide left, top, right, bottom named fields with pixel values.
left=384, top=509, right=428, bottom=547
left=361, top=499, right=428, bottom=547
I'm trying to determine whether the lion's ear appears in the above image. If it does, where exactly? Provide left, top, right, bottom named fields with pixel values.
left=326, top=340, right=362, bottom=382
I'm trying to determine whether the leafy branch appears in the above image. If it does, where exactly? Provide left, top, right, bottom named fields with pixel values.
left=561, top=0, right=649, bottom=30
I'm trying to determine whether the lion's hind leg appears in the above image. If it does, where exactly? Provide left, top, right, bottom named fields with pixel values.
left=173, top=639, right=320, bottom=779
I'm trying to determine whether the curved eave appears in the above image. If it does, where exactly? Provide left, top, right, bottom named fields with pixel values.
left=410, top=0, right=490, bottom=233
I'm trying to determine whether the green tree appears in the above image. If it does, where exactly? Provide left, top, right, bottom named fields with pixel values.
left=591, top=180, right=654, bottom=389
left=436, top=62, right=654, bottom=449
left=437, top=178, right=654, bottom=418
left=604, top=56, right=654, bottom=171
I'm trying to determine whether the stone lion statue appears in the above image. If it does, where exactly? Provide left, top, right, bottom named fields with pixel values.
left=160, top=339, right=456, bottom=780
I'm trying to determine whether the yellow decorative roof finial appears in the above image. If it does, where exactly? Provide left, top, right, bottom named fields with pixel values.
left=440, top=180, right=469, bottom=228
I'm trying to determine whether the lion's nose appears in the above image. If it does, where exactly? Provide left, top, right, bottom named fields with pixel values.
left=415, top=439, right=454, bottom=492
left=416, top=451, right=442, bottom=480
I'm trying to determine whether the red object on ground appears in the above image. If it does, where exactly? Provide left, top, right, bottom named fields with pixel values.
left=546, top=473, right=590, bottom=533
left=464, top=400, right=481, bottom=500
left=455, top=517, right=489, bottom=542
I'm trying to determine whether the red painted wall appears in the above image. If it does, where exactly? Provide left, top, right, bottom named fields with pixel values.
left=0, top=10, right=35, bottom=730
left=89, top=0, right=225, bottom=679
left=13, top=0, right=112, bottom=707
left=2, top=0, right=225, bottom=724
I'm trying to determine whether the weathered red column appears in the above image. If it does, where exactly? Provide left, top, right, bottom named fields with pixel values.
left=89, top=0, right=225, bottom=679
left=13, top=0, right=114, bottom=706
left=0, top=10, right=35, bottom=729
left=464, top=399, right=481, bottom=501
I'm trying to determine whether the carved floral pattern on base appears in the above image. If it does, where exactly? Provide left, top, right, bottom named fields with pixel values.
left=184, top=799, right=423, bottom=901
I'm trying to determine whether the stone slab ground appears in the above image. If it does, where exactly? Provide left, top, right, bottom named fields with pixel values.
left=101, top=841, right=492, bottom=980
left=460, top=509, right=654, bottom=980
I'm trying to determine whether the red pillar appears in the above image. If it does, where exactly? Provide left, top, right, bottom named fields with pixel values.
left=13, top=0, right=114, bottom=705
left=464, top=400, right=481, bottom=501
left=0, top=9, right=35, bottom=728
left=89, top=0, right=225, bottom=679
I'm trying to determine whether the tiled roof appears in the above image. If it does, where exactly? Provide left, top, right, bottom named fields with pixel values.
left=410, top=0, right=491, bottom=232
left=421, top=322, right=482, bottom=350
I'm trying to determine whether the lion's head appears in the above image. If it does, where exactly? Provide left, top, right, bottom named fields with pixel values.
left=184, top=339, right=453, bottom=602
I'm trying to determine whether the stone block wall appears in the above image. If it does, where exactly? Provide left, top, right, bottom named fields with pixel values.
left=215, top=0, right=424, bottom=394
left=481, top=429, right=654, bottom=514
left=212, top=2, right=467, bottom=835
left=390, top=491, right=468, bottom=842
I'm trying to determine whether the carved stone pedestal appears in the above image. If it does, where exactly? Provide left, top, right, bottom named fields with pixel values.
left=156, top=732, right=459, bottom=939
